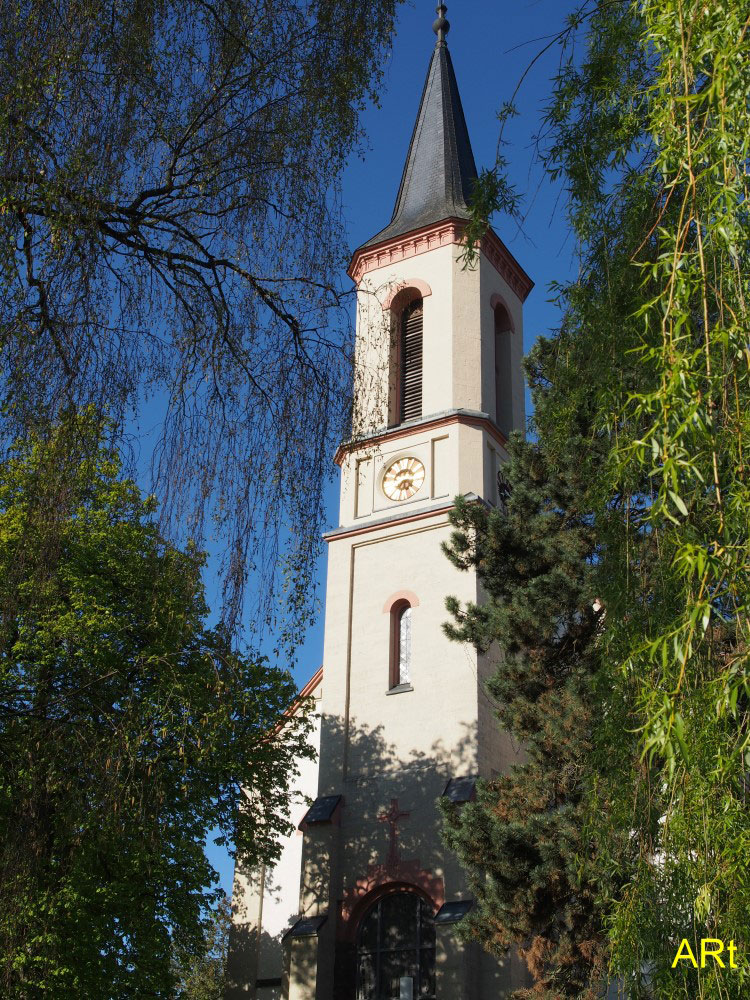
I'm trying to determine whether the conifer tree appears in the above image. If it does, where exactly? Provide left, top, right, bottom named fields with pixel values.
left=441, top=364, right=611, bottom=997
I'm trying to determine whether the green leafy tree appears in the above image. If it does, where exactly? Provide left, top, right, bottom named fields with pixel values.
left=451, top=1, right=750, bottom=997
left=0, top=411, right=313, bottom=998
left=172, top=894, right=231, bottom=1000
left=593, top=4, right=750, bottom=994
left=0, top=0, right=400, bottom=627
left=535, top=4, right=750, bottom=995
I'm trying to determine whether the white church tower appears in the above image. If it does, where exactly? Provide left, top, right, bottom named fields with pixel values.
left=227, top=7, right=533, bottom=998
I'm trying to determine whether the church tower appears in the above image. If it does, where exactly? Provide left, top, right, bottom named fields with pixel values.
left=227, top=7, right=533, bottom=999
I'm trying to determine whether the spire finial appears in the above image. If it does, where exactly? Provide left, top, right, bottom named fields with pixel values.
left=433, top=3, right=449, bottom=45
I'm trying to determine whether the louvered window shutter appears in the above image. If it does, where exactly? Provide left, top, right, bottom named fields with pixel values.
left=400, top=302, right=423, bottom=422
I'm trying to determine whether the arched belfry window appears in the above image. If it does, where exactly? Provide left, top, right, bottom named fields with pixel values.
left=494, top=302, right=513, bottom=435
left=399, top=300, right=423, bottom=423
left=390, top=600, right=412, bottom=689
left=356, top=892, right=436, bottom=999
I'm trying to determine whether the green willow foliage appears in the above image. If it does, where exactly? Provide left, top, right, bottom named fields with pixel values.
left=601, top=3, right=750, bottom=995
left=452, top=2, right=750, bottom=997
left=622, top=2, right=750, bottom=766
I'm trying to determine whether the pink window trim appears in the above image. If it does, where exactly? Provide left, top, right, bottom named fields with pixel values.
left=490, top=292, right=516, bottom=332
left=338, top=873, right=445, bottom=943
left=382, top=279, right=433, bottom=313
left=382, top=590, right=420, bottom=613
left=389, top=599, right=412, bottom=689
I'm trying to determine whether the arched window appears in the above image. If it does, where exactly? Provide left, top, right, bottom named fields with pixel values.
left=390, top=601, right=412, bottom=689
left=356, top=892, right=436, bottom=1000
left=494, top=302, right=513, bottom=435
left=399, top=300, right=423, bottom=423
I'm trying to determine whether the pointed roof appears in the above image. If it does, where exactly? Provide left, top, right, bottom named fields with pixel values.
left=359, top=17, right=477, bottom=250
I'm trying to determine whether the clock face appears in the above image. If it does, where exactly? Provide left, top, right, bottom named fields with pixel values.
left=382, top=456, right=425, bottom=502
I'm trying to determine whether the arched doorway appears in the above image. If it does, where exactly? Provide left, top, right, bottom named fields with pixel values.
left=355, top=891, right=436, bottom=998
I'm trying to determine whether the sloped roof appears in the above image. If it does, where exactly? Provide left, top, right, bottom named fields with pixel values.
left=359, top=35, right=478, bottom=250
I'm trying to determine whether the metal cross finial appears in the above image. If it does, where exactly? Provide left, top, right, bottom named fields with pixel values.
left=433, top=3, right=449, bottom=45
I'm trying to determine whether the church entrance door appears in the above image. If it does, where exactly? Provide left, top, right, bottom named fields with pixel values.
left=355, top=892, right=436, bottom=999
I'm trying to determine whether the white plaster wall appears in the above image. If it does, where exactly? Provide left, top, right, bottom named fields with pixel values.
left=348, top=520, right=479, bottom=770
left=227, top=681, right=322, bottom=998
left=316, top=538, right=351, bottom=795
left=317, top=512, right=480, bottom=798
left=451, top=246, right=483, bottom=414
left=307, top=508, right=526, bottom=998
left=258, top=698, right=322, bottom=953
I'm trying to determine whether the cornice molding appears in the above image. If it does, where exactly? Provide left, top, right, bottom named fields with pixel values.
left=323, top=492, right=489, bottom=545
left=348, top=218, right=464, bottom=282
left=481, top=228, right=534, bottom=303
left=348, top=218, right=533, bottom=302
left=334, top=409, right=508, bottom=468
left=324, top=500, right=454, bottom=545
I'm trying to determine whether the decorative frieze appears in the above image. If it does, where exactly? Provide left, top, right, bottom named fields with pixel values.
left=348, top=220, right=463, bottom=282
left=348, top=218, right=533, bottom=303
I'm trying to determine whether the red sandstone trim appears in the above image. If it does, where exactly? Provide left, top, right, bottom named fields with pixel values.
left=337, top=866, right=445, bottom=943
left=348, top=219, right=533, bottom=302
left=386, top=597, right=416, bottom=689
left=382, top=590, right=420, bottom=613
left=297, top=665, right=323, bottom=701
left=334, top=410, right=508, bottom=468
left=490, top=291, right=516, bottom=331
left=271, top=665, right=323, bottom=736
left=381, top=279, right=432, bottom=312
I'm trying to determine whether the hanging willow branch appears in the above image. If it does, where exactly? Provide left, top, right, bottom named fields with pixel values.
left=0, top=0, right=400, bottom=631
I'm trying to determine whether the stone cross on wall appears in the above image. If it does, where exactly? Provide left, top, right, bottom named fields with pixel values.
left=378, top=798, right=410, bottom=869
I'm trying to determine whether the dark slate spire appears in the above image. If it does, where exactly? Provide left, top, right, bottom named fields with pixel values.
left=360, top=4, right=477, bottom=249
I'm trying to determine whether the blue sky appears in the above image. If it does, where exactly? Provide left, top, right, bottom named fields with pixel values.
left=208, top=0, right=581, bottom=893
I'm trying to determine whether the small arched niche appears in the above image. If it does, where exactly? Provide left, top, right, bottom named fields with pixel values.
left=492, top=296, right=514, bottom=435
